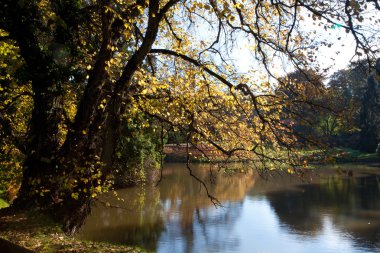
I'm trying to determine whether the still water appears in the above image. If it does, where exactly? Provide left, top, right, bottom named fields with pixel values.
left=77, top=163, right=380, bottom=253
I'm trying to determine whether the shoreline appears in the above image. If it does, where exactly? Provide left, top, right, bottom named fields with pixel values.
left=0, top=210, right=147, bottom=253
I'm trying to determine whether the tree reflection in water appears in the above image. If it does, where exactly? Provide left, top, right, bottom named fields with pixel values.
left=76, top=185, right=164, bottom=250
left=77, top=164, right=380, bottom=253
left=77, top=163, right=255, bottom=251
left=264, top=173, right=380, bottom=251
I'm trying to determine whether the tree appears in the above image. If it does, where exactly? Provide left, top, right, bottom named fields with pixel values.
left=327, top=60, right=369, bottom=147
left=0, top=0, right=378, bottom=234
left=275, top=69, right=326, bottom=144
left=358, top=59, right=380, bottom=152
left=328, top=60, right=369, bottom=103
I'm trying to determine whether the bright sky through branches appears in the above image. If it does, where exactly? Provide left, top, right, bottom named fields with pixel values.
left=220, top=3, right=379, bottom=80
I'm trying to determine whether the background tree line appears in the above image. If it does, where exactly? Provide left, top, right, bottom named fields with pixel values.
left=278, top=59, right=380, bottom=153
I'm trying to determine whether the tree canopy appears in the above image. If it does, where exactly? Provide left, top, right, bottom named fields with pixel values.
left=0, top=0, right=379, bottom=233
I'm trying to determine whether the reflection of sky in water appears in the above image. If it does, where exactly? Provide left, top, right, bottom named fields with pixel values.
left=235, top=198, right=357, bottom=253
left=158, top=202, right=242, bottom=253
left=158, top=195, right=379, bottom=253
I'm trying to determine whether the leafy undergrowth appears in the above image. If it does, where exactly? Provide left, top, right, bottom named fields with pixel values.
left=0, top=210, right=147, bottom=253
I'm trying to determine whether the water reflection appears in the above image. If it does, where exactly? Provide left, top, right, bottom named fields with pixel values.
left=77, top=163, right=380, bottom=253
left=77, top=186, right=164, bottom=250
left=264, top=174, right=380, bottom=251
left=78, top=163, right=255, bottom=251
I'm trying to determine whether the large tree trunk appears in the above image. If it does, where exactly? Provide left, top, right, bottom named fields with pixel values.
left=14, top=81, right=63, bottom=208
left=3, top=0, right=63, bottom=208
left=4, top=0, right=169, bottom=235
left=53, top=195, right=92, bottom=236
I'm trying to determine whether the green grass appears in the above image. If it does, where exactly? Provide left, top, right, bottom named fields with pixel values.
left=0, top=198, right=9, bottom=209
left=0, top=210, right=148, bottom=253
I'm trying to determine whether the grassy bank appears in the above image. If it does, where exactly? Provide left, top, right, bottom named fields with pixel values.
left=165, top=144, right=380, bottom=165
left=0, top=210, right=147, bottom=253
left=302, top=148, right=380, bottom=164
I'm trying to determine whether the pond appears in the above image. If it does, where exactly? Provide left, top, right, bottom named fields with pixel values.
left=77, top=163, right=380, bottom=253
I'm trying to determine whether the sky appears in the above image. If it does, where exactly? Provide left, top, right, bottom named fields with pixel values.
left=232, top=17, right=362, bottom=78
left=228, top=4, right=379, bottom=81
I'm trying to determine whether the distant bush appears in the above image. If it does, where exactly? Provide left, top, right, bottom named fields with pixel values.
left=113, top=115, right=164, bottom=187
